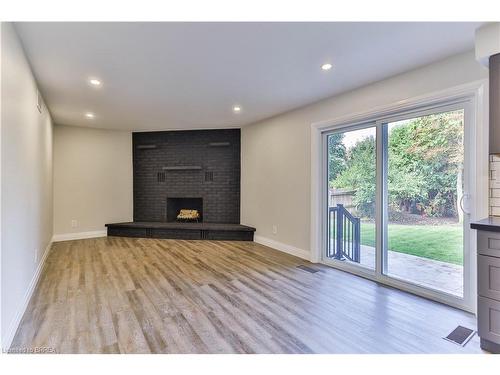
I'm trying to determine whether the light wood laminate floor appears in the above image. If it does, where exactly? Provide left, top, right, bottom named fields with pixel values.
left=11, top=237, right=483, bottom=354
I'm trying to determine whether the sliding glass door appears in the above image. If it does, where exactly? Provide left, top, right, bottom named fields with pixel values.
left=384, top=109, right=466, bottom=297
left=326, top=125, right=377, bottom=271
left=323, top=101, right=472, bottom=308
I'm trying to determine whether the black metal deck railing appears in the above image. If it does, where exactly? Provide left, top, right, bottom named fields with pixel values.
left=328, top=204, right=361, bottom=262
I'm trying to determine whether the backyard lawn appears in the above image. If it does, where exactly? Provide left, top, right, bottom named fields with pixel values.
left=360, top=222, right=463, bottom=265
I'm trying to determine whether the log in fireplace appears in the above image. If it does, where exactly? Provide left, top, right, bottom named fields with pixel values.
left=166, top=197, right=203, bottom=222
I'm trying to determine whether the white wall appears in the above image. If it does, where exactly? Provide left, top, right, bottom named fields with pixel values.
left=1, top=23, right=53, bottom=347
left=53, top=125, right=133, bottom=238
left=241, top=50, right=488, bottom=256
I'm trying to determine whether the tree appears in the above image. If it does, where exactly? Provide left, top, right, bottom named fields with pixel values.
left=388, top=122, right=428, bottom=212
left=328, top=133, right=346, bottom=183
left=330, top=110, right=464, bottom=220
left=389, top=111, right=463, bottom=218
left=332, top=136, right=376, bottom=217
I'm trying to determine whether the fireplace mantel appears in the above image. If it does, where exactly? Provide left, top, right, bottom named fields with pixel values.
left=162, top=166, right=202, bottom=171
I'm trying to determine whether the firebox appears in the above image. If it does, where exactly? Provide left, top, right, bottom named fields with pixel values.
left=166, top=197, right=203, bottom=222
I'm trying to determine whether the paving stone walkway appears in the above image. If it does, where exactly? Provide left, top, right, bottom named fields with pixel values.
left=332, top=245, right=463, bottom=297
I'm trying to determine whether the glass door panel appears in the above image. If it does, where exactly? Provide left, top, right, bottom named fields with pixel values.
left=384, top=109, right=465, bottom=297
left=326, top=126, right=376, bottom=270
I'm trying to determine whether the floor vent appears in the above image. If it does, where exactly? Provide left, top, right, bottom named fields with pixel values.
left=443, top=326, right=476, bottom=346
left=296, top=265, right=319, bottom=273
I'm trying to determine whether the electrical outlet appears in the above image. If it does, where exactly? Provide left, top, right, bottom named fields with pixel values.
left=71, top=219, right=78, bottom=228
left=34, top=249, right=38, bottom=264
left=272, top=225, right=278, bottom=235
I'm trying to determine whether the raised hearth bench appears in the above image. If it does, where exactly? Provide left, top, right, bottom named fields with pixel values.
left=105, top=221, right=256, bottom=241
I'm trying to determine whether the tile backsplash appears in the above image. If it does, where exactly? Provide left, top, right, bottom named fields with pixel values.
left=490, top=154, right=500, bottom=216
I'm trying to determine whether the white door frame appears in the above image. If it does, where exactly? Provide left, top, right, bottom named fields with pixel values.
left=310, top=80, right=488, bottom=313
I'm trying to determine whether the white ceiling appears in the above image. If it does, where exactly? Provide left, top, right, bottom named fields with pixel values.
left=15, top=22, right=482, bottom=131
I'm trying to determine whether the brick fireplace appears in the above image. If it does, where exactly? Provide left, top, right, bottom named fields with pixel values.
left=106, top=128, right=255, bottom=241
left=133, top=129, right=241, bottom=223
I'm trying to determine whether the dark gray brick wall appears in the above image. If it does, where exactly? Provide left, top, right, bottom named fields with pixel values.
left=133, top=129, right=240, bottom=223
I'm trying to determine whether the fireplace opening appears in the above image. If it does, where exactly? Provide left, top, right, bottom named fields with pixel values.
left=166, top=197, right=203, bottom=222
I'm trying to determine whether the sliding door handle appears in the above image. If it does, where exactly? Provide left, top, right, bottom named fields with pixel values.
left=459, top=194, right=471, bottom=215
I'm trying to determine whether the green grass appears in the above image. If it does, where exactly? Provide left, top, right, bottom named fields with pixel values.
left=360, top=223, right=463, bottom=265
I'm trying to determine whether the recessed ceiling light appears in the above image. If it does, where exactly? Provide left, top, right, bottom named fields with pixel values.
left=85, top=112, right=95, bottom=119
left=88, top=78, right=102, bottom=87
left=321, top=63, right=333, bottom=71
left=233, top=105, right=241, bottom=113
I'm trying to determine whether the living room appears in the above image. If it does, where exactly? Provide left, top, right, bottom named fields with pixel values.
left=1, top=1, right=500, bottom=373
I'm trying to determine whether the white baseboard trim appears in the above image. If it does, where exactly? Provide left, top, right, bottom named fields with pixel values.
left=52, top=230, right=107, bottom=242
left=2, top=239, right=53, bottom=351
left=254, top=235, right=311, bottom=261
